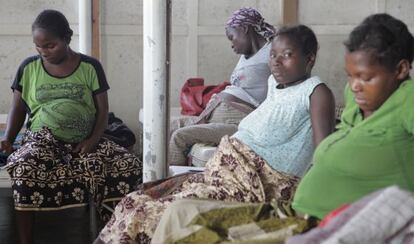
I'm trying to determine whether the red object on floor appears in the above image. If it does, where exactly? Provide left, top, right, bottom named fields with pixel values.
left=319, top=204, right=350, bottom=227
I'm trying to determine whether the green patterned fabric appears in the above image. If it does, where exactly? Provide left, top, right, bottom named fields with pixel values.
left=175, top=201, right=312, bottom=243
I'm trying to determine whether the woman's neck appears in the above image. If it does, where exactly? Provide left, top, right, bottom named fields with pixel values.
left=43, top=48, right=80, bottom=77
left=276, top=74, right=311, bottom=89
left=59, top=49, right=71, bottom=65
left=245, top=34, right=267, bottom=59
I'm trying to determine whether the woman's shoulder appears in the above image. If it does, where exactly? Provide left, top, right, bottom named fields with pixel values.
left=78, top=54, right=106, bottom=74
left=399, top=79, right=414, bottom=94
left=243, top=42, right=272, bottom=63
left=14, top=55, right=42, bottom=78
left=305, top=76, right=324, bottom=84
left=19, top=55, right=41, bottom=68
left=387, top=79, right=414, bottom=108
left=79, top=54, right=102, bottom=66
left=300, top=76, right=325, bottom=91
left=255, top=41, right=272, bottom=59
left=261, top=41, right=272, bottom=52
left=395, top=79, right=414, bottom=110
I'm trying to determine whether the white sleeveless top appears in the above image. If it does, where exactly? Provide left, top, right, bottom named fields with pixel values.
left=233, top=75, right=323, bottom=177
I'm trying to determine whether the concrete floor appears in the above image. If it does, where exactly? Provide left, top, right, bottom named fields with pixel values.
left=0, top=189, right=99, bottom=244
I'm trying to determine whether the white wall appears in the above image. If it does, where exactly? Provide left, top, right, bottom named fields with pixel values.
left=0, top=0, right=79, bottom=111
left=0, top=0, right=414, bottom=148
left=300, top=0, right=414, bottom=105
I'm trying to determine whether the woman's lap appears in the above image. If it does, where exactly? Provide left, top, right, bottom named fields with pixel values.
left=97, top=136, right=299, bottom=243
left=168, top=98, right=251, bottom=165
left=5, top=128, right=142, bottom=211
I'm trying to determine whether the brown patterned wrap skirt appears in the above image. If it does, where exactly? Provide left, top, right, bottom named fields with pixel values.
left=5, top=128, right=142, bottom=214
left=97, top=135, right=299, bottom=244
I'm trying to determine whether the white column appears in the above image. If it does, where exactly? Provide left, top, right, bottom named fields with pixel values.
left=143, top=0, right=168, bottom=182
left=79, top=0, right=92, bottom=55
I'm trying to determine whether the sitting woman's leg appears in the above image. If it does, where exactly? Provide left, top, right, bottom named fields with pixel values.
left=15, top=211, right=34, bottom=244
left=91, top=138, right=142, bottom=218
left=7, top=129, right=83, bottom=243
left=208, top=100, right=252, bottom=125
left=97, top=136, right=299, bottom=243
left=168, top=123, right=238, bottom=165
left=6, top=128, right=142, bottom=242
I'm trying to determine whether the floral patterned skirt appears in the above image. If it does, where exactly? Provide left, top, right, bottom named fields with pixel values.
left=5, top=128, right=142, bottom=214
left=97, top=136, right=299, bottom=244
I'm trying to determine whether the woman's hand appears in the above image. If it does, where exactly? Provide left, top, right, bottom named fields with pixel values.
left=1, top=90, right=26, bottom=155
left=0, top=138, right=14, bottom=155
left=74, top=92, right=109, bottom=154
left=73, top=136, right=100, bottom=154
left=73, top=92, right=108, bottom=154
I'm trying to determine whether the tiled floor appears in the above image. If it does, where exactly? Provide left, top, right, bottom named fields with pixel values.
left=0, top=189, right=98, bottom=244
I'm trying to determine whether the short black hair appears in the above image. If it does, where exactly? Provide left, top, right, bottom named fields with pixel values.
left=275, top=25, right=319, bottom=57
left=344, top=13, right=414, bottom=70
left=32, top=9, right=73, bottom=44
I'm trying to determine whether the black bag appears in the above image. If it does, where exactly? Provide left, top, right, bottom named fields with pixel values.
left=0, top=152, right=8, bottom=167
left=103, top=112, right=136, bottom=148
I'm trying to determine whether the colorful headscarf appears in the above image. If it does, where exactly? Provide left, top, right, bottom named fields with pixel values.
left=226, top=7, right=275, bottom=40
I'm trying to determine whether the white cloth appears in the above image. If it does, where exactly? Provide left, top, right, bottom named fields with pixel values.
left=222, top=42, right=271, bottom=107
left=233, top=76, right=323, bottom=177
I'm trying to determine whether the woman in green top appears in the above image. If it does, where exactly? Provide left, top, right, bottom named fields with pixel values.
left=0, top=10, right=142, bottom=244
left=293, top=13, right=414, bottom=219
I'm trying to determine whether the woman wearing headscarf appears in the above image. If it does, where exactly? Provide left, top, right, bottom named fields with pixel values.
left=169, top=7, right=275, bottom=165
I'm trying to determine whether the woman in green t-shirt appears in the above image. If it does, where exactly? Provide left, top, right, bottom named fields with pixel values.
left=0, top=10, right=142, bottom=244
left=293, top=13, right=414, bottom=219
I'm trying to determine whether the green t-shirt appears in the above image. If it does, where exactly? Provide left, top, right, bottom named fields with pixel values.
left=292, top=80, right=414, bottom=219
left=12, top=54, right=109, bottom=143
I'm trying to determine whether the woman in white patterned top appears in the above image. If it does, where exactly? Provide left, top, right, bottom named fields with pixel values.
left=232, top=24, right=336, bottom=177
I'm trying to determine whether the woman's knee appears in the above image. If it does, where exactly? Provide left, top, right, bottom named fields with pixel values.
left=170, top=127, right=190, bottom=145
